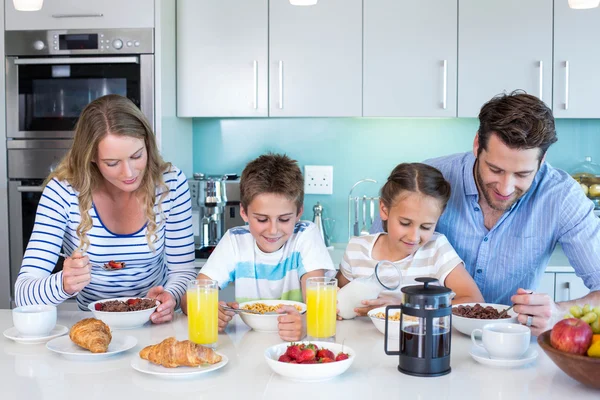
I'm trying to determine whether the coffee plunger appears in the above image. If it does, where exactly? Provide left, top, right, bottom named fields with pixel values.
left=384, top=277, right=454, bottom=377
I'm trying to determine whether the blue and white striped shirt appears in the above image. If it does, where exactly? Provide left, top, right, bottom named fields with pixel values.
left=15, top=166, right=197, bottom=310
left=372, top=152, right=600, bottom=305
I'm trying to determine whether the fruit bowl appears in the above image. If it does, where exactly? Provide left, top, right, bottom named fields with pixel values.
left=264, top=341, right=355, bottom=382
left=237, top=300, right=306, bottom=333
left=537, top=330, right=600, bottom=389
left=452, top=303, right=518, bottom=336
left=88, top=297, right=158, bottom=329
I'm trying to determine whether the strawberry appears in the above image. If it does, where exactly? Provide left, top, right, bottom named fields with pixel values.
left=296, top=348, right=316, bottom=363
left=285, top=344, right=302, bottom=360
left=94, top=303, right=103, bottom=311
left=335, top=352, right=349, bottom=361
left=107, top=260, right=125, bottom=270
left=126, top=298, right=141, bottom=306
left=316, top=349, right=335, bottom=360
left=319, top=357, right=334, bottom=363
left=278, top=354, right=292, bottom=363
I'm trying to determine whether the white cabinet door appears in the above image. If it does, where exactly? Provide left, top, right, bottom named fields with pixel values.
left=553, top=0, right=600, bottom=118
left=457, top=0, right=552, bottom=117
left=538, top=273, right=556, bottom=302
left=555, top=273, right=590, bottom=303
left=177, top=0, right=268, bottom=117
left=269, top=0, right=362, bottom=117
left=363, top=0, right=457, bottom=117
left=5, top=0, right=154, bottom=30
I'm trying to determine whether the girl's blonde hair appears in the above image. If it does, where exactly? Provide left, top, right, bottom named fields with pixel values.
left=46, top=94, right=171, bottom=252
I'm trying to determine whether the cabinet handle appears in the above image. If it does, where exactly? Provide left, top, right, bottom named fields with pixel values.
left=565, top=61, right=570, bottom=110
left=538, top=61, right=543, bottom=100
left=52, top=13, right=104, bottom=18
left=565, top=281, right=571, bottom=301
left=442, top=60, right=448, bottom=110
left=278, top=61, right=284, bottom=109
left=253, top=60, right=258, bottom=109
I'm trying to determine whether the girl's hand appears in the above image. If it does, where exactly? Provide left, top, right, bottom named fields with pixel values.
left=147, top=286, right=175, bottom=324
left=62, top=252, right=91, bottom=295
left=277, top=305, right=304, bottom=342
left=218, top=301, right=238, bottom=332
left=354, top=295, right=400, bottom=317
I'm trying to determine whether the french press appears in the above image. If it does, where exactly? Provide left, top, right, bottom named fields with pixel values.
left=384, top=277, right=453, bottom=377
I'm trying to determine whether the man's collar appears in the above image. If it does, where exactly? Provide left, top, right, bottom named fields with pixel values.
left=463, top=152, right=478, bottom=197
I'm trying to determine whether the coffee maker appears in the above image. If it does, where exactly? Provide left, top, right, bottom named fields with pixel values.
left=189, top=173, right=245, bottom=258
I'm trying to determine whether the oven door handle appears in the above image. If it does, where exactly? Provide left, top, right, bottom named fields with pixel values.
left=14, top=57, right=139, bottom=65
left=17, top=186, right=45, bottom=193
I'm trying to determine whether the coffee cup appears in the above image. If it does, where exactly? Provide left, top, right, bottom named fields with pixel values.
left=12, top=305, right=57, bottom=337
left=471, top=323, right=530, bottom=360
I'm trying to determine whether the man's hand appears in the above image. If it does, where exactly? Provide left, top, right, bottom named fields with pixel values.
left=353, top=295, right=400, bottom=317
left=277, top=305, right=304, bottom=342
left=218, top=301, right=238, bottom=332
left=62, top=252, right=91, bottom=295
left=511, top=288, right=561, bottom=336
left=147, top=286, right=175, bottom=324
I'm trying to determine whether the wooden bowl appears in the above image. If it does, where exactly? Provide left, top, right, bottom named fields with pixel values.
left=537, top=330, right=600, bottom=389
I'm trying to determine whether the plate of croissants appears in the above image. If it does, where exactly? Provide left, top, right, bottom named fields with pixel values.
left=130, top=337, right=228, bottom=378
left=46, top=318, right=137, bottom=361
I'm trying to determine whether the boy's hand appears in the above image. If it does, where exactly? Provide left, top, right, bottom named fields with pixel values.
left=218, top=301, right=238, bottom=332
left=354, top=295, right=400, bottom=317
left=277, top=305, right=304, bottom=342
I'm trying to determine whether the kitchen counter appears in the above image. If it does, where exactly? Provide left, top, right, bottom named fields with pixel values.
left=1, top=310, right=598, bottom=400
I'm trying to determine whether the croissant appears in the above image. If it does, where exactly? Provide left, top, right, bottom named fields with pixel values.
left=69, top=318, right=112, bottom=353
left=139, top=337, right=222, bottom=368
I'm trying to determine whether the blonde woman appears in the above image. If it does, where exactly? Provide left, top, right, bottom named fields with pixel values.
left=14, top=95, right=196, bottom=324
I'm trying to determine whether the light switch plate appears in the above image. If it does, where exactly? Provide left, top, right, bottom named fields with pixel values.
left=304, top=165, right=333, bottom=195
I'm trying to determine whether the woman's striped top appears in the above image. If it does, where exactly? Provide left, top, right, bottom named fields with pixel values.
left=15, top=166, right=197, bottom=310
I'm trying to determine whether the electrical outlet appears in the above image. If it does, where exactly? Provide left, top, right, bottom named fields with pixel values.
left=304, top=165, right=333, bottom=195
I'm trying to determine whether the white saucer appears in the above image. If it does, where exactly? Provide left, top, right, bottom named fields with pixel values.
left=131, top=353, right=228, bottom=379
left=3, top=325, right=69, bottom=345
left=46, top=333, right=137, bottom=361
left=469, top=345, right=538, bottom=368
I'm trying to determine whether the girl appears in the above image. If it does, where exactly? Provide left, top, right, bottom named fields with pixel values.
left=337, top=163, right=483, bottom=317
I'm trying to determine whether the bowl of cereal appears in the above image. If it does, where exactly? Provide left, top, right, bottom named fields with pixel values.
left=87, top=297, right=159, bottom=330
left=237, top=300, right=306, bottom=333
left=452, top=303, right=518, bottom=336
left=368, top=307, right=404, bottom=338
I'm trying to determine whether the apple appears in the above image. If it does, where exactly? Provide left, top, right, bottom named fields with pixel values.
left=551, top=318, right=593, bottom=355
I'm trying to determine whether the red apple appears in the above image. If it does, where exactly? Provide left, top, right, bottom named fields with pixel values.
left=550, top=318, right=593, bottom=355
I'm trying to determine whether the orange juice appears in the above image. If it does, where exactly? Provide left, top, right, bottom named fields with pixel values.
left=187, top=285, right=218, bottom=346
left=307, top=284, right=337, bottom=338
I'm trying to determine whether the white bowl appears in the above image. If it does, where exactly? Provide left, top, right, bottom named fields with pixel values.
left=367, top=307, right=402, bottom=338
left=237, top=300, right=306, bottom=333
left=12, top=305, right=57, bottom=337
left=87, top=297, right=159, bottom=330
left=264, top=341, right=355, bottom=382
left=452, top=303, right=518, bottom=336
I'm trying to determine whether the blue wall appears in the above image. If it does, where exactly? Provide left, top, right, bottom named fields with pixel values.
left=192, top=118, right=600, bottom=243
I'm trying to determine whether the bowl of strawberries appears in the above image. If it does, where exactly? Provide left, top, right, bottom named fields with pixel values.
left=87, top=297, right=159, bottom=330
left=264, top=341, right=355, bottom=382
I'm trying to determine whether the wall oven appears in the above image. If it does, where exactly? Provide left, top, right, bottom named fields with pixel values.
left=5, top=28, right=155, bottom=301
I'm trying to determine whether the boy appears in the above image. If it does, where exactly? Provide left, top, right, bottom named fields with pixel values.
left=182, top=153, right=335, bottom=341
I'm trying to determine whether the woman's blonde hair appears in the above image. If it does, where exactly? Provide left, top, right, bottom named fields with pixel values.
left=46, top=94, right=171, bottom=252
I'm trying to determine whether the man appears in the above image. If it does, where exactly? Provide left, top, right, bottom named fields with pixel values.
left=370, top=91, right=600, bottom=336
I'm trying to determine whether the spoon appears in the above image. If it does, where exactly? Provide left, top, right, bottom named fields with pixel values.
left=58, top=253, right=120, bottom=271
left=497, top=290, right=534, bottom=318
left=360, top=196, right=369, bottom=236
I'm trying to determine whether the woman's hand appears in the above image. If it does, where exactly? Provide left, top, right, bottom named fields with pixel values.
left=218, top=301, right=238, bottom=332
left=353, top=295, right=400, bottom=317
left=62, top=252, right=91, bottom=295
left=278, top=305, right=304, bottom=342
left=147, top=286, right=175, bottom=324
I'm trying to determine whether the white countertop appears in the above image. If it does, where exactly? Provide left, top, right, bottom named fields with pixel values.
left=1, top=310, right=598, bottom=400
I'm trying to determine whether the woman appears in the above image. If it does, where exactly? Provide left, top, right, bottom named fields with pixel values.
left=14, top=95, right=196, bottom=324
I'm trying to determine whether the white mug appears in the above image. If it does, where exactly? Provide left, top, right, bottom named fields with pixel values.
left=471, top=323, right=530, bottom=360
left=12, top=305, right=57, bottom=337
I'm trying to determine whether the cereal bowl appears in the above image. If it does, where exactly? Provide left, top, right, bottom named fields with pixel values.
left=87, top=297, right=159, bottom=330
left=367, top=307, right=402, bottom=338
left=237, top=300, right=306, bottom=333
left=264, top=341, right=355, bottom=382
left=452, top=303, right=518, bottom=336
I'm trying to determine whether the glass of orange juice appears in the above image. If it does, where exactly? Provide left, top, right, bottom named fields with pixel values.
left=306, top=277, right=337, bottom=341
left=187, top=279, right=218, bottom=348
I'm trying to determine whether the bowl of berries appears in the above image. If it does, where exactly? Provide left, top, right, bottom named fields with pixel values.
left=264, top=341, right=355, bottom=382
left=87, top=297, right=159, bottom=330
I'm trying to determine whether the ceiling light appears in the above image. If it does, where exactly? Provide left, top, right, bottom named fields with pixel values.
left=290, top=0, right=318, bottom=6
left=568, top=0, right=600, bottom=9
left=13, top=0, right=43, bottom=11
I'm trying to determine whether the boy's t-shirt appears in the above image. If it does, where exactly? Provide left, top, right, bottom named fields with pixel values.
left=340, top=232, right=462, bottom=292
left=200, top=221, right=335, bottom=302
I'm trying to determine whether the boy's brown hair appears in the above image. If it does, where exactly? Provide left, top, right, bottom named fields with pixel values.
left=240, top=153, right=304, bottom=213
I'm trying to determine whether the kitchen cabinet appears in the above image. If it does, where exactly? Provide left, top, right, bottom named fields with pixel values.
left=268, top=0, right=362, bottom=117
left=457, top=0, right=552, bottom=117
left=5, top=0, right=154, bottom=30
left=177, top=0, right=268, bottom=117
left=363, top=0, right=457, bottom=117
left=553, top=0, right=600, bottom=118
left=538, top=272, right=556, bottom=302
left=554, top=273, right=590, bottom=302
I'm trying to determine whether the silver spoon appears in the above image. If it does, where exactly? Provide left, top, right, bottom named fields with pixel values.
left=497, top=290, right=533, bottom=318
left=58, top=253, right=120, bottom=271
left=360, top=196, right=369, bottom=236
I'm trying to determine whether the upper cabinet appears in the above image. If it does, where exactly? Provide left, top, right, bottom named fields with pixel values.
left=268, top=0, right=362, bottom=117
left=457, top=0, right=552, bottom=117
left=5, top=0, right=154, bottom=30
left=553, top=0, right=600, bottom=118
left=177, top=0, right=268, bottom=117
left=363, top=0, right=457, bottom=117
